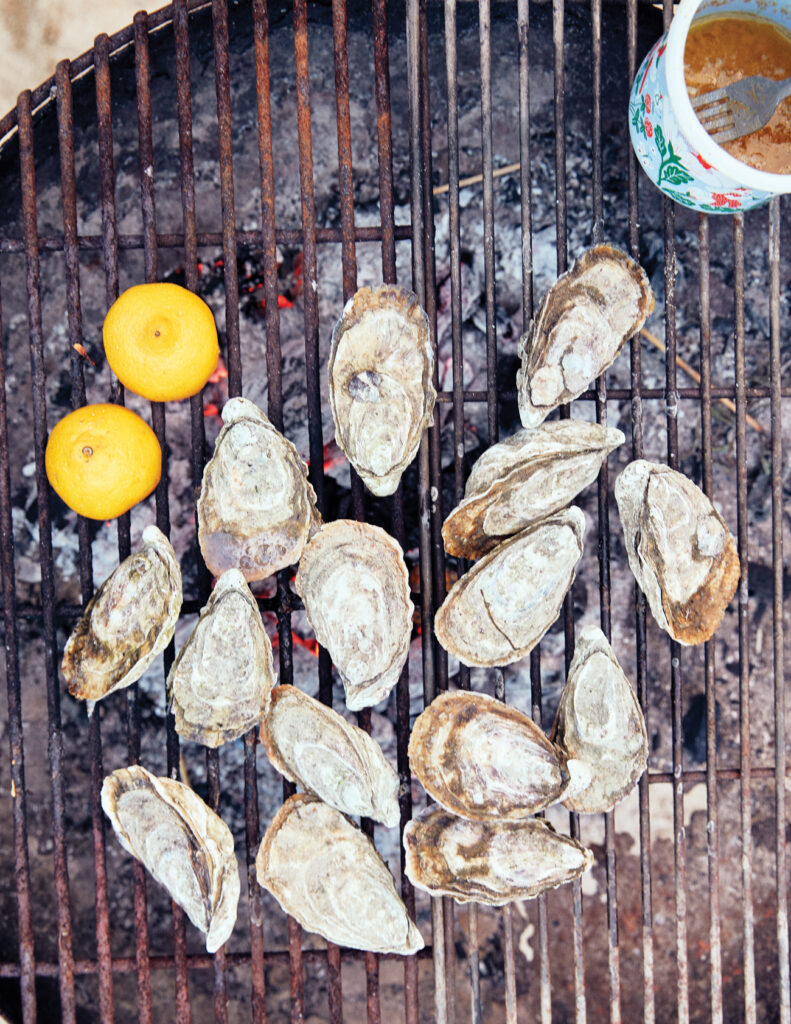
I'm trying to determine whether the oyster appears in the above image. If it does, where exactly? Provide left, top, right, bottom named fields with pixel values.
left=168, top=569, right=276, bottom=747
left=101, top=765, right=239, bottom=953
left=197, top=397, right=320, bottom=581
left=552, top=626, right=648, bottom=813
left=256, top=794, right=424, bottom=955
left=404, top=805, right=593, bottom=905
left=435, top=507, right=585, bottom=668
left=516, top=245, right=654, bottom=428
left=63, top=525, right=182, bottom=702
left=328, top=285, right=435, bottom=496
left=443, top=420, right=625, bottom=560
left=614, top=460, right=739, bottom=645
left=408, top=691, right=584, bottom=820
left=294, top=519, right=412, bottom=711
left=260, top=684, right=399, bottom=827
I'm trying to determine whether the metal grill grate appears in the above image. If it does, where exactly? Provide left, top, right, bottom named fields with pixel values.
left=0, top=0, right=788, bottom=1022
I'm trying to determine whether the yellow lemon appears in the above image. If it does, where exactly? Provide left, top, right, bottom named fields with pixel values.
left=103, top=282, right=219, bottom=402
left=45, top=404, right=161, bottom=520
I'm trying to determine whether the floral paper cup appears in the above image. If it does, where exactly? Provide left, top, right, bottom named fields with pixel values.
left=629, top=0, right=791, bottom=212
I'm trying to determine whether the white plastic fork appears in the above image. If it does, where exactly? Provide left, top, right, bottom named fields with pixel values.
left=690, top=74, right=791, bottom=143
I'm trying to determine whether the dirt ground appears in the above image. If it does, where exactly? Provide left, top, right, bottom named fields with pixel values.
left=0, top=1, right=789, bottom=1022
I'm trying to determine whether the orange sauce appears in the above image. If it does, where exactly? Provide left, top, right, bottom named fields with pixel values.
left=684, top=13, right=791, bottom=175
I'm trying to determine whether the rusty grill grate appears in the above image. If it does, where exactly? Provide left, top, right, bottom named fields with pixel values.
left=0, top=0, right=788, bottom=1022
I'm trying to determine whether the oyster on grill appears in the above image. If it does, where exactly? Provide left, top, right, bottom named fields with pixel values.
left=443, top=420, right=625, bottom=560
left=551, top=626, right=648, bottom=813
left=260, top=684, right=399, bottom=827
left=197, top=397, right=320, bottom=581
left=435, top=507, right=585, bottom=667
left=256, top=794, right=424, bottom=954
left=404, top=805, right=593, bottom=905
left=101, top=765, right=240, bottom=953
left=329, top=285, right=435, bottom=496
left=614, top=460, right=739, bottom=645
left=516, top=245, right=654, bottom=428
left=408, top=691, right=586, bottom=820
left=167, top=569, right=276, bottom=747
left=294, top=519, right=412, bottom=710
left=63, top=525, right=182, bottom=703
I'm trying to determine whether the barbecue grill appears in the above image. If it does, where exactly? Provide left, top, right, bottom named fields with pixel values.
left=0, top=0, right=788, bottom=1022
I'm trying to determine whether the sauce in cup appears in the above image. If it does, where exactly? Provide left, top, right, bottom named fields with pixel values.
left=684, top=13, right=791, bottom=175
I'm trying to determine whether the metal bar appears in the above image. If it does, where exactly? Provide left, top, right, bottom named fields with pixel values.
left=293, top=0, right=325, bottom=521
left=479, top=0, right=497, bottom=447
left=0, top=946, right=436, bottom=980
left=732, top=212, right=756, bottom=1024
left=0, top=224, right=415, bottom=253
left=0, top=278, right=37, bottom=1024
left=768, top=196, right=789, bottom=1024
left=212, top=0, right=242, bottom=398
left=56, top=57, right=116, bottom=1024
left=406, top=1, right=447, bottom=1019
left=207, top=749, right=229, bottom=1024
left=17, top=87, right=78, bottom=1024
left=626, top=3, right=654, bottom=1021
left=697, top=213, right=723, bottom=1024
left=371, top=0, right=397, bottom=283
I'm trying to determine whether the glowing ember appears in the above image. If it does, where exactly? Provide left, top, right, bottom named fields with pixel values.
left=209, top=358, right=229, bottom=383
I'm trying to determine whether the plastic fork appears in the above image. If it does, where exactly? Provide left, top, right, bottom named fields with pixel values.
left=690, top=74, right=791, bottom=143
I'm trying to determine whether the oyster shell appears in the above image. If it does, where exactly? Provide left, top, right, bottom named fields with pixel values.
left=294, top=519, right=412, bottom=711
left=168, top=569, right=276, bottom=747
left=408, top=691, right=584, bottom=820
left=443, top=420, right=625, bottom=560
left=63, top=525, right=182, bottom=702
left=516, top=245, right=654, bottom=428
left=197, top=397, right=320, bottom=581
left=551, top=626, right=648, bottom=813
left=256, top=794, right=424, bottom=954
left=101, top=765, right=239, bottom=953
left=404, top=805, right=593, bottom=905
left=261, top=684, right=399, bottom=827
left=435, top=507, right=585, bottom=668
left=614, top=460, right=739, bottom=645
left=328, top=285, right=435, bottom=496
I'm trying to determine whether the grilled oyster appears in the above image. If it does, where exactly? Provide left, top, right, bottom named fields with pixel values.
left=168, top=569, right=276, bottom=747
left=63, top=525, right=182, bottom=702
left=404, top=805, right=593, bottom=905
left=197, top=397, right=320, bottom=581
left=101, top=765, right=239, bottom=953
left=614, top=460, right=739, bottom=645
left=256, top=794, right=424, bottom=954
left=443, top=420, right=624, bottom=560
left=517, top=245, right=654, bottom=428
left=408, top=691, right=586, bottom=819
left=552, top=626, right=648, bottom=813
left=435, top=507, right=585, bottom=668
left=329, top=285, right=435, bottom=496
left=294, top=519, right=412, bottom=710
left=261, top=685, right=399, bottom=827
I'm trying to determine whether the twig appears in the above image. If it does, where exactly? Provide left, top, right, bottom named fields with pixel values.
left=640, top=326, right=763, bottom=434
left=433, top=162, right=521, bottom=196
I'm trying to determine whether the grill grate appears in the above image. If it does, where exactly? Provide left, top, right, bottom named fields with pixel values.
left=0, top=0, right=788, bottom=1022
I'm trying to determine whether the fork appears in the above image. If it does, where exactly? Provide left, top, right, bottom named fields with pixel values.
left=690, top=74, right=791, bottom=143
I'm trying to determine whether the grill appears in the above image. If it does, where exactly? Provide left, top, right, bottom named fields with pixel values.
left=0, top=0, right=788, bottom=1021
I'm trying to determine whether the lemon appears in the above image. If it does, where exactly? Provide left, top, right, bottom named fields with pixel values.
left=45, top=404, right=161, bottom=520
left=103, top=282, right=219, bottom=402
